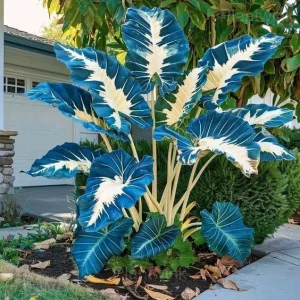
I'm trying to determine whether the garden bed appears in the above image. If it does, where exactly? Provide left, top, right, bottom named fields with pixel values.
left=21, top=243, right=259, bottom=299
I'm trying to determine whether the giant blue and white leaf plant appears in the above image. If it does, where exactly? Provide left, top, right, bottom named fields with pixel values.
left=25, top=6, right=295, bottom=279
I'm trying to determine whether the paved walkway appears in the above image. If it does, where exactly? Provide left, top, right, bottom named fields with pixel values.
left=16, top=185, right=75, bottom=221
left=197, top=224, right=300, bottom=300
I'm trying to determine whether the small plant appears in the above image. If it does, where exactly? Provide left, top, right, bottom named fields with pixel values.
left=24, top=6, right=295, bottom=279
left=0, top=194, right=22, bottom=226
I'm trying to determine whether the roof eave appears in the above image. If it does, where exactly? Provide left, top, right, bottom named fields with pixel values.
left=4, top=33, right=55, bottom=57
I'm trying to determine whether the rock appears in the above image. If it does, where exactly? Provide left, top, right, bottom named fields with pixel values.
left=3, top=168, right=13, bottom=175
left=0, top=157, right=13, bottom=166
left=0, top=151, right=15, bottom=158
left=0, top=183, right=9, bottom=194
left=4, top=175, right=15, bottom=183
left=0, top=130, right=18, bottom=137
left=0, top=173, right=3, bottom=183
left=5, top=144, right=14, bottom=150
left=0, top=143, right=5, bottom=149
left=0, top=138, right=15, bottom=144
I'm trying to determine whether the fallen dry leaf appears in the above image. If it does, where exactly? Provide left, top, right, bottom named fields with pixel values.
left=209, top=283, right=214, bottom=290
left=0, top=273, right=14, bottom=283
left=200, top=269, right=207, bottom=280
left=216, top=259, right=230, bottom=276
left=33, top=238, right=56, bottom=250
left=188, top=274, right=202, bottom=280
left=57, top=273, right=71, bottom=281
left=66, top=247, right=71, bottom=253
left=135, top=276, right=142, bottom=289
left=205, top=265, right=222, bottom=278
left=31, top=260, right=51, bottom=269
left=122, top=278, right=135, bottom=287
left=217, top=278, right=245, bottom=291
left=56, top=232, right=74, bottom=241
left=85, top=275, right=120, bottom=285
left=146, top=284, right=168, bottom=291
left=70, top=270, right=78, bottom=276
left=288, top=217, right=299, bottom=224
left=181, top=287, right=197, bottom=300
left=219, top=256, right=242, bottom=267
left=203, top=270, right=217, bottom=283
left=144, top=287, right=174, bottom=300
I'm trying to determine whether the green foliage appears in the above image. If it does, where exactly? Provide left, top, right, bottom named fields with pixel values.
left=278, top=151, right=300, bottom=215
left=107, top=255, right=152, bottom=275
left=275, top=127, right=300, bottom=149
left=44, top=0, right=300, bottom=113
left=154, top=234, right=198, bottom=279
left=195, top=156, right=290, bottom=244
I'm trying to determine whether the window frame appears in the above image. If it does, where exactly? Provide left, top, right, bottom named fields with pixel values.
left=3, top=74, right=27, bottom=95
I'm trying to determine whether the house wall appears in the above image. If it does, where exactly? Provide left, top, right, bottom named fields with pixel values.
left=3, top=46, right=98, bottom=186
left=4, top=46, right=98, bottom=144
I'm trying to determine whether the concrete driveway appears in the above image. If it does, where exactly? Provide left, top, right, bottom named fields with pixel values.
left=16, top=185, right=75, bottom=222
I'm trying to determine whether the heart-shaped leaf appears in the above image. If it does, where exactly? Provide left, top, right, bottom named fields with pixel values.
left=131, top=215, right=179, bottom=259
left=201, top=202, right=254, bottom=262
left=72, top=218, right=133, bottom=278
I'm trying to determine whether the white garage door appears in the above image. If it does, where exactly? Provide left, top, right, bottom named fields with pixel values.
left=4, top=93, right=74, bottom=187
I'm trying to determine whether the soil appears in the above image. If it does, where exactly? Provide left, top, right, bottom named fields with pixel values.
left=21, top=244, right=259, bottom=299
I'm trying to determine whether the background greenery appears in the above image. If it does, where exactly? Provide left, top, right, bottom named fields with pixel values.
left=78, top=132, right=300, bottom=244
left=43, top=0, right=300, bottom=116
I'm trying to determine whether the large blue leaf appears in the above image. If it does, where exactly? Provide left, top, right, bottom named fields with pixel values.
left=155, top=65, right=208, bottom=126
left=154, top=111, right=260, bottom=177
left=54, top=43, right=152, bottom=134
left=230, top=104, right=294, bottom=128
left=24, top=142, right=103, bottom=179
left=122, top=6, right=190, bottom=95
left=131, top=215, right=179, bottom=259
left=78, top=149, right=153, bottom=231
left=72, top=218, right=133, bottom=278
left=200, top=34, right=283, bottom=109
left=26, top=82, right=129, bottom=141
left=254, top=128, right=295, bottom=161
left=201, top=202, right=254, bottom=262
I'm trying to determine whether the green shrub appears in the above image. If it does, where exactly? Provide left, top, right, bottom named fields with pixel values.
left=275, top=127, right=300, bottom=150
left=195, top=156, right=289, bottom=244
left=279, top=151, right=300, bottom=218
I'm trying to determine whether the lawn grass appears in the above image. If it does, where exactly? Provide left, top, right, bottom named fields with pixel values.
left=0, top=260, right=112, bottom=300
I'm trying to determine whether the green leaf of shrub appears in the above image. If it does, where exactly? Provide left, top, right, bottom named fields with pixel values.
left=251, top=9, right=277, bottom=26
left=176, top=3, right=189, bottom=28
left=188, top=8, right=206, bottom=30
left=285, top=54, right=300, bottom=72
left=291, top=33, right=300, bottom=54
left=264, top=60, right=275, bottom=74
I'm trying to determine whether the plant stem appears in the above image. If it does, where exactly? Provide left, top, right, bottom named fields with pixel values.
left=128, top=134, right=139, bottom=161
left=182, top=222, right=202, bottom=230
left=173, top=154, right=217, bottom=218
left=100, top=133, right=112, bottom=152
left=195, top=107, right=202, bottom=118
left=179, top=159, right=200, bottom=221
left=150, top=86, right=158, bottom=200
left=210, top=17, right=216, bottom=47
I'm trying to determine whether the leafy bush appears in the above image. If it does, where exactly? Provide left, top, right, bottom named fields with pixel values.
left=276, top=127, right=300, bottom=150
left=194, top=156, right=289, bottom=244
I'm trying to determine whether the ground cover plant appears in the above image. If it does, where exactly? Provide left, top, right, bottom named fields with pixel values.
left=24, top=6, right=295, bottom=284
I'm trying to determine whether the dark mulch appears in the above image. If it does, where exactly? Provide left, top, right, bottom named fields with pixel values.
left=22, top=244, right=258, bottom=299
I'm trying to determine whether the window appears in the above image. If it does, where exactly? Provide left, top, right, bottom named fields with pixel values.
left=4, top=76, right=26, bottom=94
left=32, top=81, right=40, bottom=88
